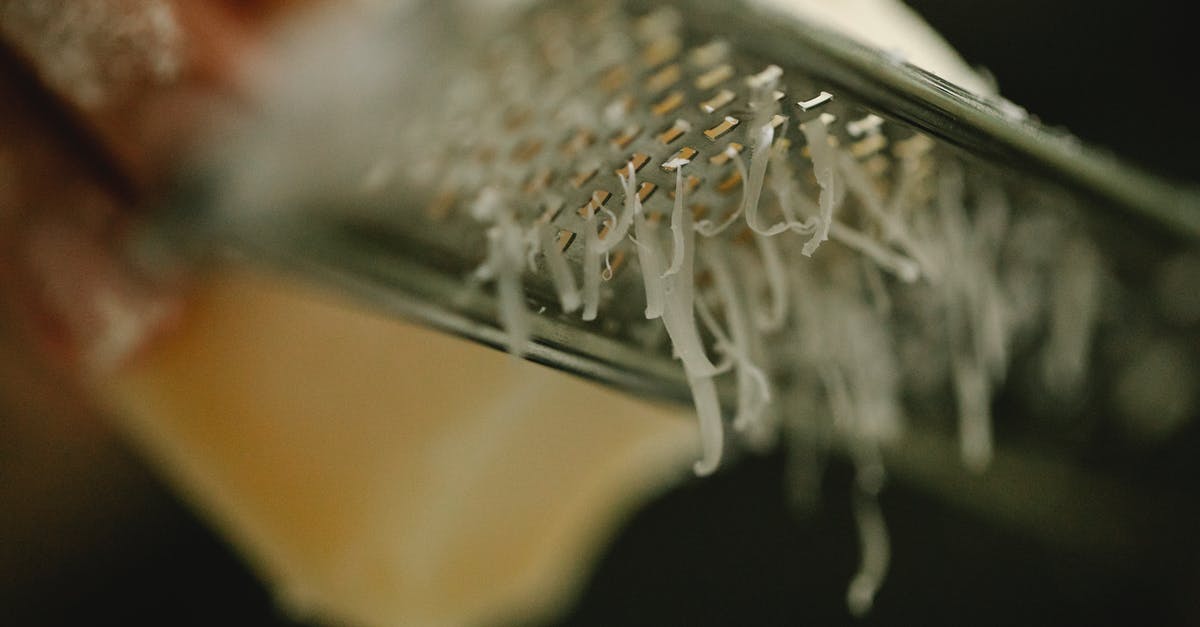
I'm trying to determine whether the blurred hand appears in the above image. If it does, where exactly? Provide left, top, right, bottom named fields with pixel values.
left=0, top=1, right=314, bottom=379
left=0, top=0, right=309, bottom=615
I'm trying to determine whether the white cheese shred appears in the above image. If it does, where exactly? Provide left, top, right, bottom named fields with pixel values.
left=660, top=204, right=722, bottom=377
left=662, top=159, right=690, bottom=277
left=846, top=481, right=890, bottom=618
left=471, top=189, right=530, bottom=357
left=837, top=150, right=936, bottom=278
left=799, top=116, right=839, bottom=256
left=705, top=242, right=772, bottom=434
left=581, top=191, right=604, bottom=321
left=632, top=211, right=666, bottom=319
left=937, top=165, right=995, bottom=471
left=688, top=373, right=724, bottom=476
left=658, top=201, right=729, bottom=473
left=754, top=234, right=789, bottom=332
left=539, top=223, right=581, bottom=313
left=695, top=147, right=750, bottom=237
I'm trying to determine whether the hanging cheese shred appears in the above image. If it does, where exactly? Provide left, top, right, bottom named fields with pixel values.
left=829, top=222, right=921, bottom=283
left=688, top=373, right=725, bottom=476
left=1042, top=235, right=1100, bottom=397
left=768, top=139, right=821, bottom=235
left=846, top=485, right=890, bottom=617
left=837, top=150, right=936, bottom=278
left=471, top=189, right=530, bottom=356
left=632, top=211, right=666, bottom=319
left=581, top=191, right=603, bottom=321
left=705, top=242, right=772, bottom=434
left=609, top=166, right=726, bottom=473
left=972, top=184, right=1014, bottom=379
left=742, top=123, right=786, bottom=236
left=662, top=159, right=690, bottom=278
left=695, top=147, right=750, bottom=237
left=753, top=234, right=789, bottom=332
left=937, top=164, right=995, bottom=471
left=495, top=226, right=530, bottom=357
left=887, top=151, right=922, bottom=218
left=950, top=355, right=992, bottom=471
left=598, top=164, right=640, bottom=254
left=799, top=115, right=838, bottom=256
left=539, top=223, right=581, bottom=313
left=524, top=226, right=540, bottom=273
left=643, top=197, right=728, bottom=474
left=660, top=204, right=722, bottom=378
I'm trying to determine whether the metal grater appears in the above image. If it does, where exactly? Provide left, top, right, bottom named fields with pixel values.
left=155, top=0, right=1200, bottom=593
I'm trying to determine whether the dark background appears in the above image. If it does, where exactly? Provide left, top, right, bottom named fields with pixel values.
left=909, top=0, right=1197, bottom=183
left=4, top=1, right=1198, bottom=625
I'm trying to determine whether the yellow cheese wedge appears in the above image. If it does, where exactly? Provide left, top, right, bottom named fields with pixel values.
left=101, top=268, right=696, bottom=627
